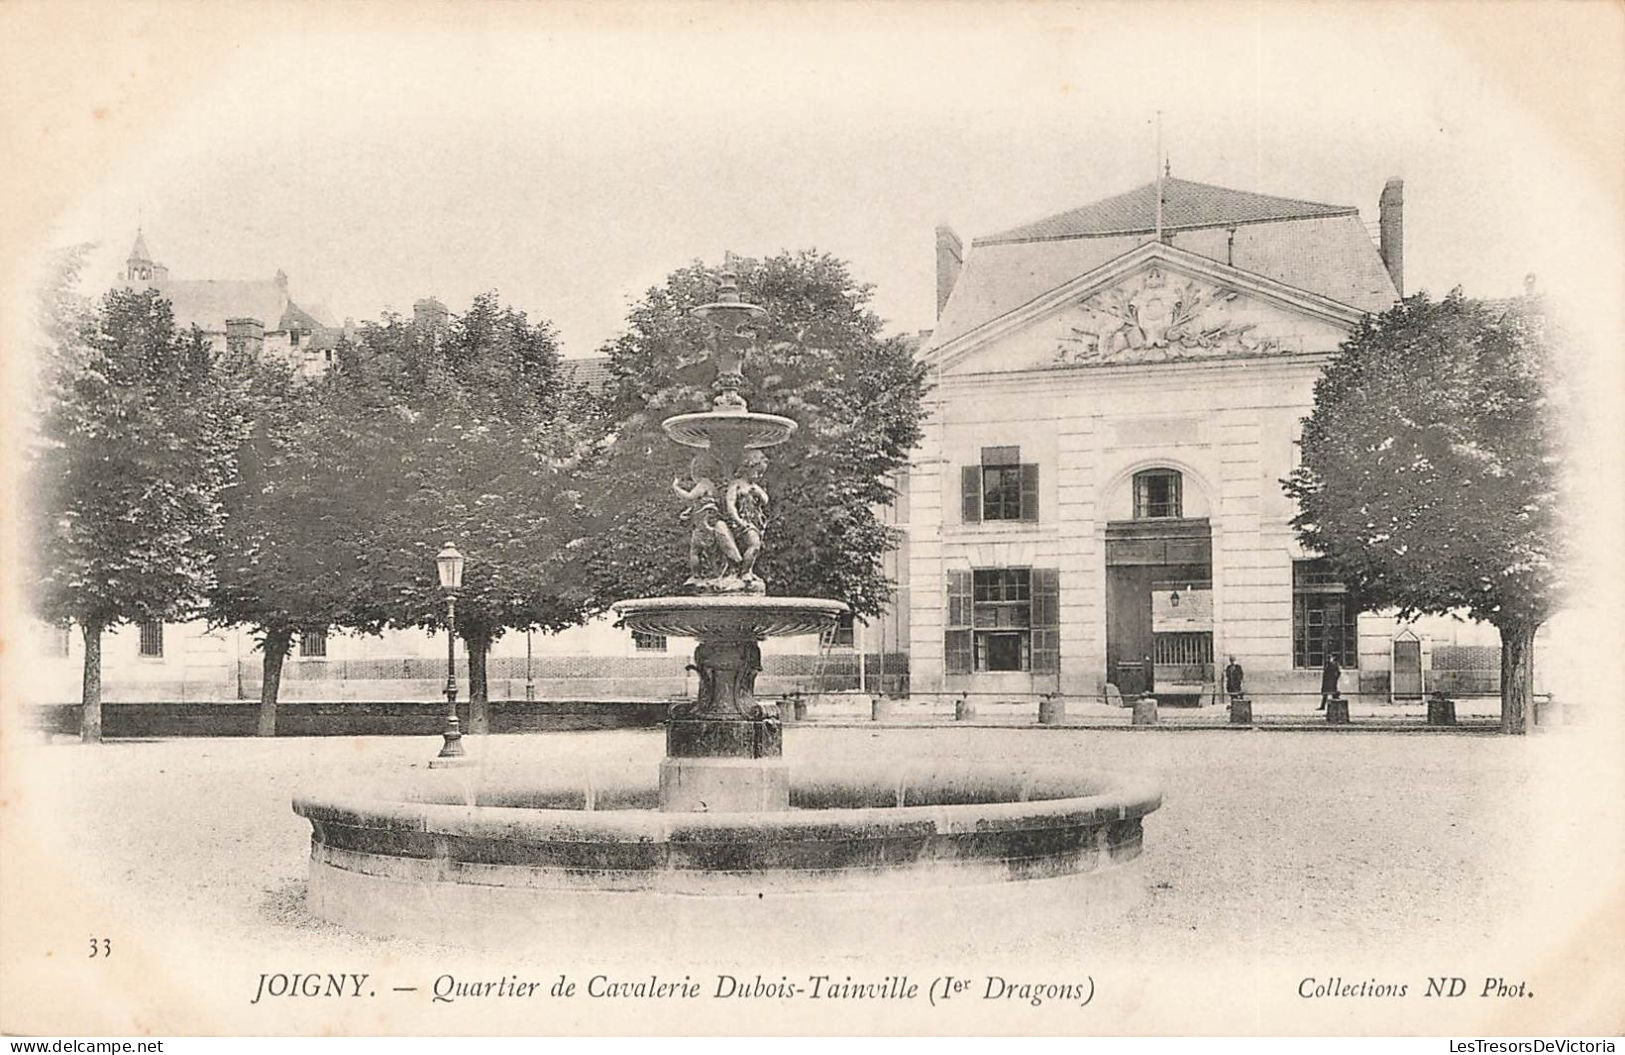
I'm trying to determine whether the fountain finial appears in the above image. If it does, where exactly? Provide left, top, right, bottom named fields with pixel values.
left=692, top=260, right=766, bottom=414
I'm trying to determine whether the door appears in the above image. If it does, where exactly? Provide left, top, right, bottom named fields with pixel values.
left=1392, top=638, right=1423, bottom=699
left=1106, top=563, right=1156, bottom=695
left=1105, top=518, right=1212, bottom=697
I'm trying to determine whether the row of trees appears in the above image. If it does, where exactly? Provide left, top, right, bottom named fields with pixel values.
left=25, top=246, right=1566, bottom=738
left=25, top=250, right=930, bottom=741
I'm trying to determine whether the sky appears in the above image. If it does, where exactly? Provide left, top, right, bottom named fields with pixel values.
left=12, top=1, right=1622, bottom=361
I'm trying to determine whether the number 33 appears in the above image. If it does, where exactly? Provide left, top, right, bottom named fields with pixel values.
left=88, top=937, right=111, bottom=958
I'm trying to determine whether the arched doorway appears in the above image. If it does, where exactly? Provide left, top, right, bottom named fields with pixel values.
left=1105, top=467, right=1214, bottom=700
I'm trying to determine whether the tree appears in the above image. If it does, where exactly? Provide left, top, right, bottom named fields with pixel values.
left=1283, top=290, right=1567, bottom=734
left=581, top=251, right=930, bottom=621
left=205, top=343, right=389, bottom=735
left=26, top=281, right=245, bottom=742
left=339, top=293, right=592, bottom=732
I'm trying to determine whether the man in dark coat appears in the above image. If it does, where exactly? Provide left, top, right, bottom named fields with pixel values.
left=1320, top=656, right=1341, bottom=710
left=1224, top=656, right=1244, bottom=703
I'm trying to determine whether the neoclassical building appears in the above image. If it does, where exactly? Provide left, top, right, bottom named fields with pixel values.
left=907, top=175, right=1422, bottom=702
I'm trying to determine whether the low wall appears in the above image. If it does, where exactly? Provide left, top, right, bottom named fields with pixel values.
left=25, top=700, right=667, bottom=739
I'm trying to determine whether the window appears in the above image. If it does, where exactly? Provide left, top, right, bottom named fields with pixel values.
left=828, top=612, right=855, bottom=649
left=946, top=567, right=1059, bottom=675
left=962, top=447, right=1039, bottom=524
left=632, top=630, right=667, bottom=652
left=138, top=619, right=164, bottom=658
left=41, top=624, right=71, bottom=657
left=299, top=630, right=328, bottom=658
left=1133, top=469, right=1182, bottom=519
left=1293, top=560, right=1359, bottom=669
left=973, top=568, right=1032, bottom=671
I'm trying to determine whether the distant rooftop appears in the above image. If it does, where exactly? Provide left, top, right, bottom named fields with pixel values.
left=976, top=177, right=1357, bottom=246
left=562, top=355, right=613, bottom=396
left=933, top=176, right=1399, bottom=348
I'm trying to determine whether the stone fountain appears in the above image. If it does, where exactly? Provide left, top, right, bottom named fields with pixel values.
left=291, top=267, right=1162, bottom=949
left=614, top=267, right=846, bottom=814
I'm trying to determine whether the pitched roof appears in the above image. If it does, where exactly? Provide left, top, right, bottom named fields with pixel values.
left=562, top=355, right=614, bottom=396
left=977, top=177, right=1356, bottom=245
left=932, top=179, right=1399, bottom=348
left=129, top=230, right=153, bottom=262
left=159, top=279, right=292, bottom=334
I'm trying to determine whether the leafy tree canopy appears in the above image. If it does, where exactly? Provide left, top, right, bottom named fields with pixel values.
left=1283, top=289, right=1567, bottom=633
left=334, top=292, right=593, bottom=648
left=29, top=284, right=245, bottom=631
left=582, top=250, right=930, bottom=618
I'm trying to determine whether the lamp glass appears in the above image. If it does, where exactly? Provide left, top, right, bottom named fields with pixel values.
left=436, top=542, right=465, bottom=591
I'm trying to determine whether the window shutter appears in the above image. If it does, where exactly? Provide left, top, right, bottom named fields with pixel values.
left=1031, top=567, right=1060, bottom=673
left=1020, top=463, right=1040, bottom=522
left=945, top=568, right=973, bottom=674
left=961, top=465, right=982, bottom=524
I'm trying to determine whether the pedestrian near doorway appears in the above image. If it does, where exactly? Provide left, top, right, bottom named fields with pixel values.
left=1320, top=655, right=1341, bottom=710
left=1224, top=656, right=1244, bottom=703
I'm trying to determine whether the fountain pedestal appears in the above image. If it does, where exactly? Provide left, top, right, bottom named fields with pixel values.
left=661, top=754, right=789, bottom=812
left=661, top=636, right=787, bottom=811
left=617, top=596, right=846, bottom=813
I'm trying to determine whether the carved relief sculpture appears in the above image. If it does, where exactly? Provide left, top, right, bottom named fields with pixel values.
left=1053, top=266, right=1283, bottom=367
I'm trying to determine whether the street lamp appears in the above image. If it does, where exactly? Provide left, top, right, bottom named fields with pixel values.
left=435, top=541, right=466, bottom=759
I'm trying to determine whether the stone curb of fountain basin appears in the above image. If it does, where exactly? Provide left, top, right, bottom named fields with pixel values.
left=291, top=767, right=1162, bottom=895
left=794, top=717, right=1506, bottom=733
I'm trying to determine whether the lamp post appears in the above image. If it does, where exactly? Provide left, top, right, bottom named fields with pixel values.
left=435, top=541, right=466, bottom=759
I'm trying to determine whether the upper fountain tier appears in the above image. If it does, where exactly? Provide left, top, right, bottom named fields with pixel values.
left=661, top=267, right=797, bottom=451
left=662, top=410, right=797, bottom=450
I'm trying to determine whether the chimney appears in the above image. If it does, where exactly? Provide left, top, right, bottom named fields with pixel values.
left=1378, top=178, right=1404, bottom=297
left=935, top=225, right=963, bottom=319
left=413, top=297, right=449, bottom=333
left=225, top=317, right=265, bottom=356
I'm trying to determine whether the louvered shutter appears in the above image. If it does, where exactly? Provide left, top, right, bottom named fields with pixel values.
left=945, top=568, right=973, bottom=674
left=1031, top=567, right=1060, bottom=674
left=1020, top=463, right=1040, bottom=522
left=961, top=465, right=981, bottom=524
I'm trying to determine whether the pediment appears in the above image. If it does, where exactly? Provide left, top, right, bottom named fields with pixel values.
left=931, top=243, right=1364, bottom=376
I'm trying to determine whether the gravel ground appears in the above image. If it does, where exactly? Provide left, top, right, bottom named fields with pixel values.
left=4, top=726, right=1619, bottom=1034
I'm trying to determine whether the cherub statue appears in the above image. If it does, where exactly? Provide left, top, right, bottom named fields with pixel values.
left=726, top=450, right=770, bottom=587
left=672, top=454, right=743, bottom=583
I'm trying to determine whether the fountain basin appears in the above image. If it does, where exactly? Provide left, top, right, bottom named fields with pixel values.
left=616, top=595, right=846, bottom=639
left=293, top=763, right=1161, bottom=903
left=661, top=410, right=797, bottom=450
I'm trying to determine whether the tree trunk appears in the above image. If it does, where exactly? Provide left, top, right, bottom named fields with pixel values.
left=465, top=633, right=491, bottom=735
left=1498, top=620, right=1539, bottom=735
left=80, top=621, right=103, bottom=744
left=258, top=628, right=293, bottom=737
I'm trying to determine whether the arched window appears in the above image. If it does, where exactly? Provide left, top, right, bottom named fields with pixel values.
left=1133, top=468, right=1182, bottom=519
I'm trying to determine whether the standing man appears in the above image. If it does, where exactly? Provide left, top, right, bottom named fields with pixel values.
left=1320, top=655, right=1342, bottom=710
left=1224, top=655, right=1245, bottom=705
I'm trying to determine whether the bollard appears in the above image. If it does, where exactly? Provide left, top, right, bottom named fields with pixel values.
left=1038, top=694, right=1066, bottom=726
left=777, top=697, right=798, bottom=725
left=793, top=695, right=809, bottom=722
left=1131, top=694, right=1158, bottom=726
left=1105, top=684, right=1125, bottom=709
left=1533, top=695, right=1563, bottom=727
left=1228, top=695, right=1252, bottom=725
left=1325, top=695, right=1350, bottom=725
left=1426, top=692, right=1456, bottom=727
left=870, top=694, right=894, bottom=721
left=954, top=694, right=977, bottom=722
